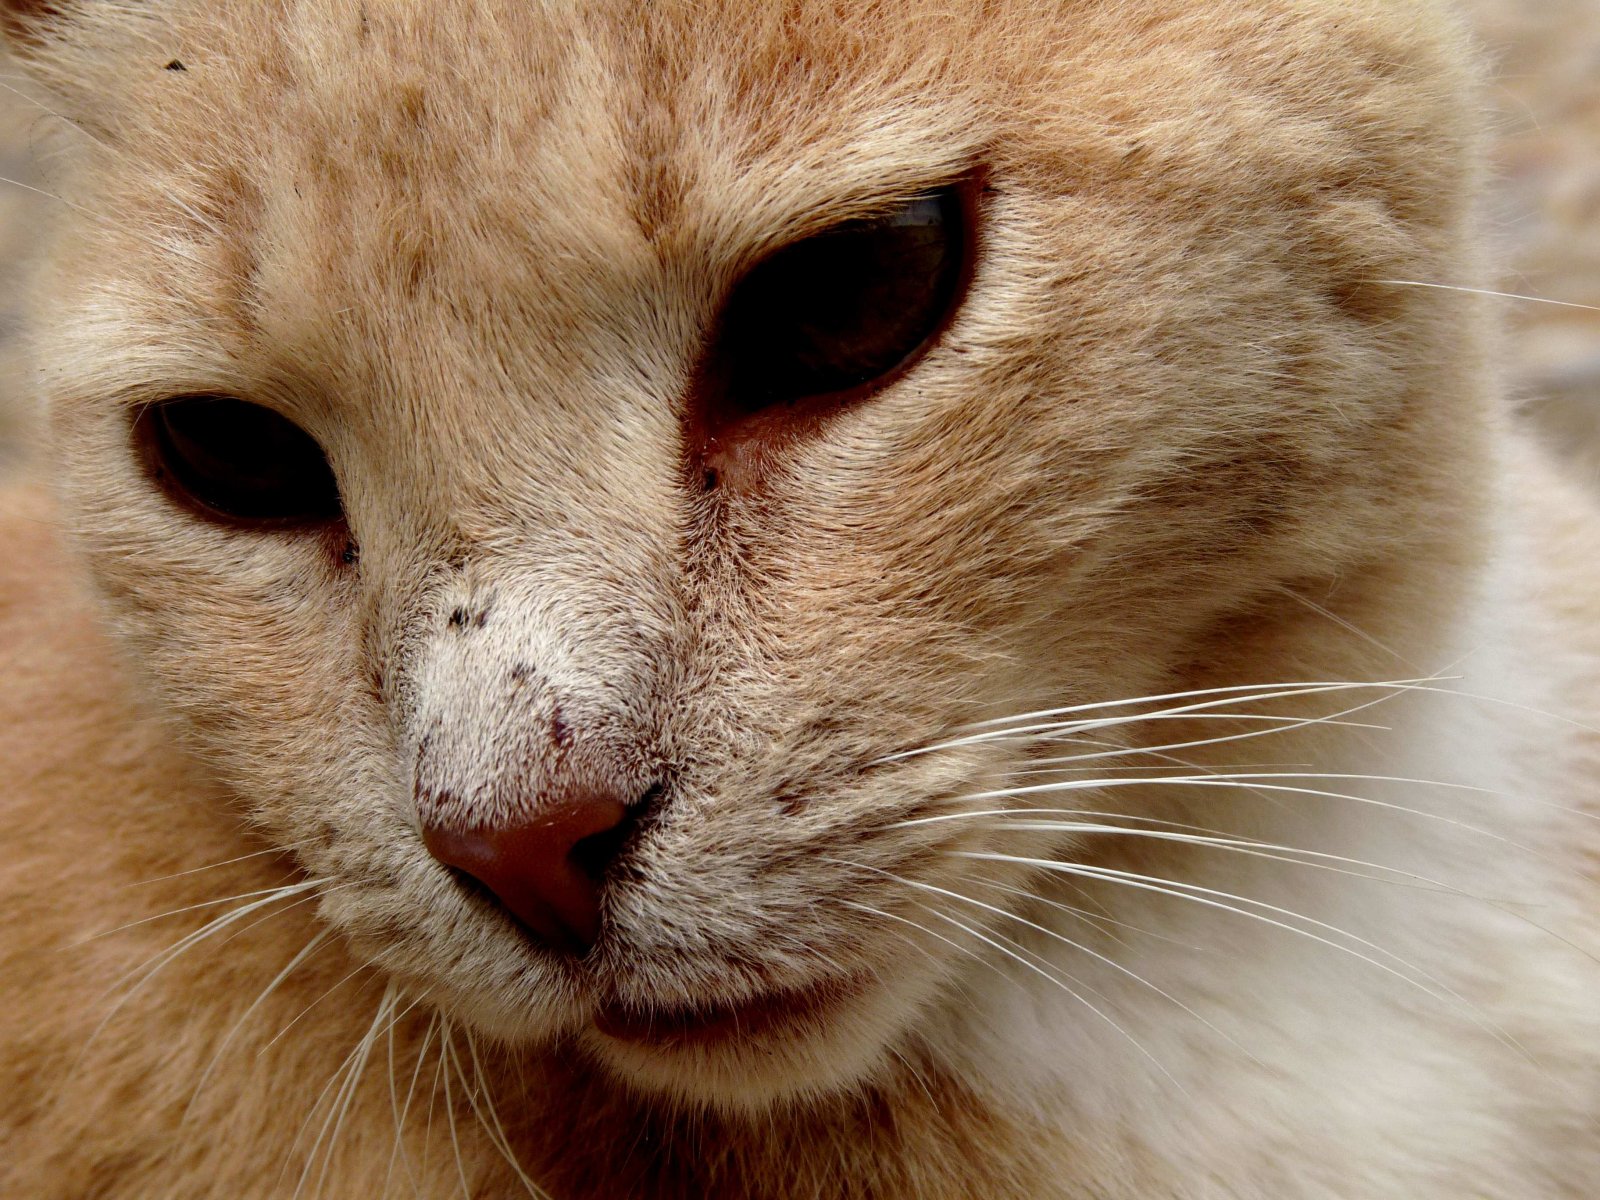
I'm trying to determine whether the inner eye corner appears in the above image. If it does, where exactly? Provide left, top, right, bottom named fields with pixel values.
left=133, top=393, right=346, bottom=530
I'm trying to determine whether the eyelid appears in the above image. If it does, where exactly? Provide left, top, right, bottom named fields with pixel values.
left=134, top=394, right=344, bottom=529
left=689, top=176, right=980, bottom=488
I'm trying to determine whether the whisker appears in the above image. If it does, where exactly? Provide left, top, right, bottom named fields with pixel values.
left=384, top=1011, right=442, bottom=1199
left=1274, top=585, right=1413, bottom=667
left=262, top=961, right=368, bottom=1053
left=851, top=862, right=1267, bottom=1070
left=447, top=1031, right=549, bottom=1198
left=902, top=809, right=1473, bottom=895
left=1020, top=731, right=1309, bottom=813
left=78, top=880, right=334, bottom=1067
left=286, top=982, right=392, bottom=1200
left=421, top=1013, right=448, bottom=1186
left=0, top=172, right=96, bottom=215
left=943, top=775, right=1541, bottom=858
left=1015, top=686, right=1404, bottom=767
left=0, top=168, right=217, bottom=265
left=836, top=860, right=1181, bottom=1086
left=881, top=679, right=1438, bottom=762
left=1006, top=760, right=1317, bottom=776
left=907, top=897, right=1188, bottom=1094
left=885, top=1041, right=945, bottom=1112
left=207, top=885, right=336, bottom=953
left=957, top=852, right=1533, bottom=1063
left=0, top=76, right=113, bottom=149
left=126, top=841, right=313, bottom=888
left=384, top=986, right=422, bottom=1200
left=317, top=986, right=404, bottom=1199
left=75, top=875, right=325, bottom=945
left=182, top=928, right=334, bottom=1122
left=1369, top=278, right=1600, bottom=313
left=965, top=678, right=1441, bottom=731
left=1384, top=681, right=1600, bottom=738
left=839, top=897, right=1034, bottom=999
left=438, top=1020, right=474, bottom=1199
left=966, top=872, right=1210, bottom=953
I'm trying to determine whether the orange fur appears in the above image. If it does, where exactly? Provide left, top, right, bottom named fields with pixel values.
left=4, top=1, right=1600, bottom=1196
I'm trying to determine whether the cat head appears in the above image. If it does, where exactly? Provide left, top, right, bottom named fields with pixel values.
left=5, top=0, right=1487, bottom=1109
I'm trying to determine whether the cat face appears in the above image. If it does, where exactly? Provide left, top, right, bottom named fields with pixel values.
left=12, top=0, right=1481, bottom=1108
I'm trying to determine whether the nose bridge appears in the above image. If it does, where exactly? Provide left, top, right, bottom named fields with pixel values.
left=407, top=565, right=668, bottom=817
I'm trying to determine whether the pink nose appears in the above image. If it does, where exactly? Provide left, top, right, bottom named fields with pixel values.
left=422, top=795, right=630, bottom=953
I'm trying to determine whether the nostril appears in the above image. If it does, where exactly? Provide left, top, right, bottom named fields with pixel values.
left=569, top=782, right=659, bottom=883
left=421, top=786, right=658, bottom=955
left=568, top=811, right=634, bottom=885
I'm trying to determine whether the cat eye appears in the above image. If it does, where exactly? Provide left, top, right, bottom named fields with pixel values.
left=707, top=184, right=971, bottom=428
left=136, top=395, right=343, bottom=525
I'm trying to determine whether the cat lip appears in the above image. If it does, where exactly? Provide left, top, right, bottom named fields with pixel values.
left=592, top=975, right=863, bottom=1048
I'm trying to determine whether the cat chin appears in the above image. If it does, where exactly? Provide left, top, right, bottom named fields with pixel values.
left=576, top=977, right=916, bottom=1111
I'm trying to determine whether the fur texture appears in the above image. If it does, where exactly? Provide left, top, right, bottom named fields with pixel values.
left=3, top=1, right=1600, bottom=1196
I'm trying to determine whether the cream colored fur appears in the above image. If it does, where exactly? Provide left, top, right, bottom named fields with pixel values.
left=3, top=1, right=1599, bottom=1196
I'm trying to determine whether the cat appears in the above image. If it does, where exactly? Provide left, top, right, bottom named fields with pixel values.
left=3, top=0, right=1599, bottom=1196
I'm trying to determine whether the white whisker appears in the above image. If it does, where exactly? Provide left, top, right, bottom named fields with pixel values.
left=439, top=1032, right=549, bottom=1197
left=839, top=897, right=1037, bottom=1000
left=0, top=77, right=114, bottom=148
left=0, top=172, right=93, bottom=214
left=383, top=986, right=422, bottom=1199
left=957, top=852, right=1533, bottom=1063
left=124, top=843, right=309, bottom=887
left=1274, top=586, right=1413, bottom=667
left=966, top=872, right=1206, bottom=952
left=284, top=983, right=392, bottom=1199
left=892, top=678, right=1440, bottom=754
left=1017, top=686, right=1405, bottom=767
left=910, top=898, right=1188, bottom=1094
left=1370, top=278, right=1600, bottom=313
left=182, top=928, right=334, bottom=1122
left=438, top=1020, right=474, bottom=1199
left=903, top=809, right=1472, bottom=895
left=836, top=858, right=1264, bottom=1068
left=77, top=880, right=334, bottom=1069
left=384, top=1011, right=441, bottom=1199
left=262, top=962, right=368, bottom=1053
left=943, top=774, right=1541, bottom=858
left=76, top=875, right=324, bottom=945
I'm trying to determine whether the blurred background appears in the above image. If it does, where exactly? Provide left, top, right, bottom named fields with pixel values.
left=1, top=2, right=1597, bottom=477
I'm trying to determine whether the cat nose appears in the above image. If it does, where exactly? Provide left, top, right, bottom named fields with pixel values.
left=421, top=793, right=635, bottom=954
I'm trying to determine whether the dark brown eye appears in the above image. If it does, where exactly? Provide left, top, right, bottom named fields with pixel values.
left=709, top=186, right=970, bottom=425
left=136, top=395, right=342, bottom=524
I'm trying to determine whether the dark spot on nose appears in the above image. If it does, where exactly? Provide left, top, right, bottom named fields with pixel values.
left=422, top=789, right=653, bottom=954
left=448, top=607, right=469, bottom=629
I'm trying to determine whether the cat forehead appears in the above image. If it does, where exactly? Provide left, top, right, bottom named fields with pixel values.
left=49, top=0, right=1003, bottom=387
left=32, top=0, right=1468, bottom=409
left=135, top=0, right=996, bottom=238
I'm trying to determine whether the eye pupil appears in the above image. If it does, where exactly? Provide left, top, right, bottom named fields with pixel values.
left=138, top=395, right=343, bottom=524
left=709, top=186, right=969, bottom=427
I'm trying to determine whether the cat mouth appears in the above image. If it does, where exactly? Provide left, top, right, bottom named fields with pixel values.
left=592, top=975, right=865, bottom=1049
